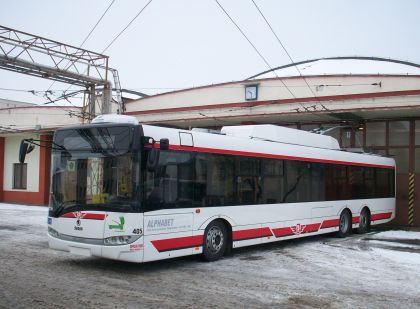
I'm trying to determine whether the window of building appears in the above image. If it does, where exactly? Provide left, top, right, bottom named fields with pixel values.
left=13, top=163, right=27, bottom=189
left=366, top=122, right=386, bottom=146
left=389, top=121, right=409, bottom=146
left=415, top=148, right=420, bottom=173
left=388, top=148, right=409, bottom=174
left=340, top=129, right=353, bottom=148
left=415, top=121, right=420, bottom=146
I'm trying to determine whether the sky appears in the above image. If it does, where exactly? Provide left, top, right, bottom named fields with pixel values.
left=1, top=0, right=420, bottom=106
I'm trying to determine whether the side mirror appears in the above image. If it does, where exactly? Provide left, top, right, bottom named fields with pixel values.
left=160, top=138, right=169, bottom=150
left=19, top=140, right=29, bottom=163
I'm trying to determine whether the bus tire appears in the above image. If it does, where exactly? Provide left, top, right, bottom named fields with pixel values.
left=202, top=220, right=227, bottom=262
left=356, top=208, right=370, bottom=234
left=338, top=209, right=352, bottom=238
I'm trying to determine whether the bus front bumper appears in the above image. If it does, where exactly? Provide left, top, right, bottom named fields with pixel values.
left=48, top=234, right=144, bottom=263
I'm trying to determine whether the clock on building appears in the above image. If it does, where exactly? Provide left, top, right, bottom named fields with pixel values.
left=245, top=84, right=258, bottom=101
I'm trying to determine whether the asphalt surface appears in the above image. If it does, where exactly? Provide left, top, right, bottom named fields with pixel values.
left=0, top=204, right=419, bottom=309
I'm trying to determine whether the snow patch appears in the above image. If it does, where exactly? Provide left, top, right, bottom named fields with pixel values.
left=0, top=203, right=48, bottom=212
left=372, top=247, right=420, bottom=266
left=373, top=230, right=420, bottom=240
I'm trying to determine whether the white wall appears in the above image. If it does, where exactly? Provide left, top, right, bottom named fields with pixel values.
left=3, top=134, right=40, bottom=192
left=0, top=106, right=81, bottom=131
left=123, top=75, right=420, bottom=126
left=126, top=75, right=420, bottom=112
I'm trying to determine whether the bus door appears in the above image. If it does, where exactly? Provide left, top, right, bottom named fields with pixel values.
left=142, top=150, right=195, bottom=261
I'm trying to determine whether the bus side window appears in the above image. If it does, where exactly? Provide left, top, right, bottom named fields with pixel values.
left=261, top=159, right=284, bottom=204
left=235, top=157, right=260, bottom=205
left=144, top=150, right=194, bottom=210
left=204, top=154, right=235, bottom=206
left=194, top=154, right=207, bottom=207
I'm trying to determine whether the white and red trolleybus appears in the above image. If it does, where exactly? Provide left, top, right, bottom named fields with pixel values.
left=45, top=114, right=395, bottom=262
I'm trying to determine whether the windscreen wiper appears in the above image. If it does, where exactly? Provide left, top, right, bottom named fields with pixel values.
left=53, top=200, right=77, bottom=217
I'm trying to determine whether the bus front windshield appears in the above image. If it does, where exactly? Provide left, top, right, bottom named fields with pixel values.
left=50, top=126, right=139, bottom=216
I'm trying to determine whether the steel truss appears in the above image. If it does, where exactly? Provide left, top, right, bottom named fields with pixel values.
left=0, top=25, right=119, bottom=121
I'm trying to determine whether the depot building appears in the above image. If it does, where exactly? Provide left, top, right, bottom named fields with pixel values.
left=1, top=62, right=420, bottom=226
left=0, top=102, right=80, bottom=204
left=124, top=70, right=420, bottom=227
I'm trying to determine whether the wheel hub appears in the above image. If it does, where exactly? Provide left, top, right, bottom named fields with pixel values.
left=206, top=227, right=224, bottom=253
left=340, top=214, right=349, bottom=232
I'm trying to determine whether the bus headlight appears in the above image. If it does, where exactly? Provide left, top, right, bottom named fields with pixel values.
left=103, top=235, right=141, bottom=246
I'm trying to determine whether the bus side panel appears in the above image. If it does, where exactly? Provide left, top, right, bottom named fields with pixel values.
left=143, top=211, right=195, bottom=262
left=195, top=198, right=395, bottom=251
left=231, top=223, right=265, bottom=249
left=366, top=198, right=396, bottom=225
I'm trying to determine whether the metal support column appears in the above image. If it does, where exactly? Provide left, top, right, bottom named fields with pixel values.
left=408, top=120, right=415, bottom=226
left=88, top=85, right=96, bottom=120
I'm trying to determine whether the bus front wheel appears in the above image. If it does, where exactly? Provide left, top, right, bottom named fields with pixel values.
left=338, top=209, right=352, bottom=238
left=202, top=220, right=227, bottom=262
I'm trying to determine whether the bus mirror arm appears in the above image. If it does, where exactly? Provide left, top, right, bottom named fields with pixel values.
left=19, top=138, right=65, bottom=163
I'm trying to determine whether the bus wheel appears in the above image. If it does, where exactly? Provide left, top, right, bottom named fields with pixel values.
left=202, top=221, right=227, bottom=262
left=338, top=209, right=352, bottom=238
left=357, top=208, right=370, bottom=234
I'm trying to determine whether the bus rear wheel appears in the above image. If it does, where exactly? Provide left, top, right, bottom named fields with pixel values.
left=357, top=208, right=370, bottom=234
left=202, top=221, right=227, bottom=262
left=338, top=209, right=352, bottom=238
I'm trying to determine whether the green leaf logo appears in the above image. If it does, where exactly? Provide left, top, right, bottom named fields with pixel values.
left=108, top=216, right=125, bottom=230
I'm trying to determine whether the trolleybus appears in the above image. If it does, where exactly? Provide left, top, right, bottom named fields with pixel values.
left=42, top=114, right=395, bottom=262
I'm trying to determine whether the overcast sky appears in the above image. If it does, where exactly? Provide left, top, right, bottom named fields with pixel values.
left=1, top=0, right=420, bottom=105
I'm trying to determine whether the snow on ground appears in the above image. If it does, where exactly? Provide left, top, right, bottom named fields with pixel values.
left=1, top=202, right=420, bottom=308
left=372, top=248, right=420, bottom=266
left=373, top=230, right=420, bottom=240
left=0, top=202, right=47, bottom=227
left=363, top=229, right=420, bottom=266
left=0, top=202, right=48, bottom=212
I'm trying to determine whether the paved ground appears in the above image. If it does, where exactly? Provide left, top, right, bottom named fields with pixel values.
left=0, top=203, right=420, bottom=309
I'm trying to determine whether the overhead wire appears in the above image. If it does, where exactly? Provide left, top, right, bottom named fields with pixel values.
left=213, top=0, right=296, bottom=99
left=54, top=0, right=154, bottom=117
left=46, top=0, right=116, bottom=94
left=101, top=0, right=153, bottom=54
left=40, top=0, right=118, bottom=119
left=250, top=0, right=329, bottom=111
left=213, top=0, right=328, bottom=117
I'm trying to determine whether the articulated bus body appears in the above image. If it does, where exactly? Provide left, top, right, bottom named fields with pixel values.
left=47, top=115, right=396, bottom=263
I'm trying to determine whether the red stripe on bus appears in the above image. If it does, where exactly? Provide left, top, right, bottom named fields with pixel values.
left=321, top=219, right=340, bottom=229
left=152, top=212, right=393, bottom=252
left=151, top=235, right=203, bottom=252
left=61, top=212, right=107, bottom=220
left=305, top=223, right=322, bottom=233
left=371, top=212, right=392, bottom=221
left=272, top=223, right=322, bottom=238
left=147, top=143, right=394, bottom=170
left=272, top=227, right=294, bottom=237
left=232, top=227, right=273, bottom=241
